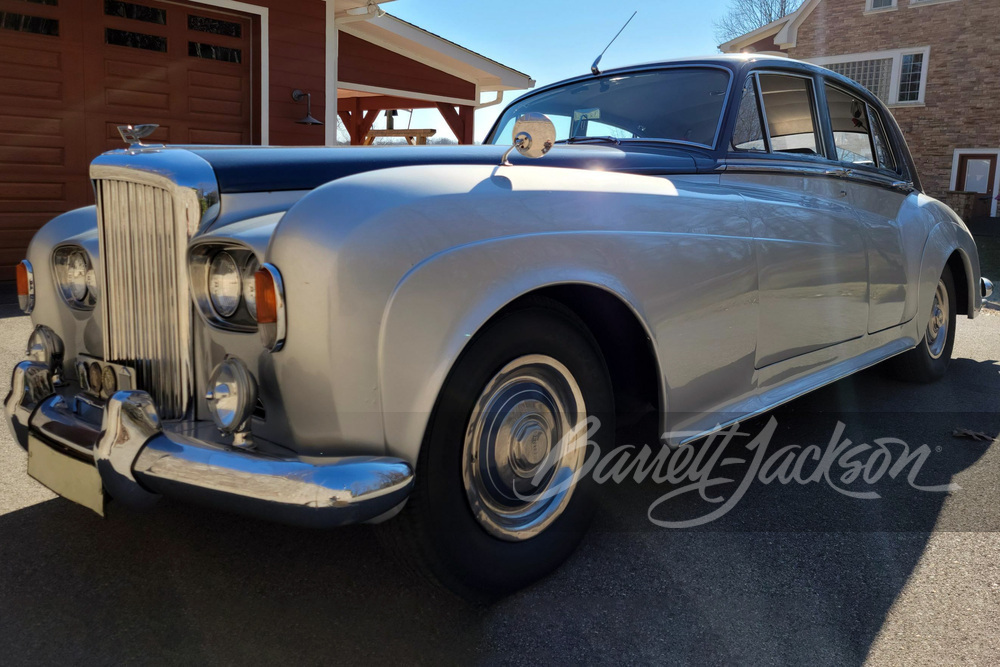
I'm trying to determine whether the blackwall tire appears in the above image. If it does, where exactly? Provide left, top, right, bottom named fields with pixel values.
left=887, top=268, right=957, bottom=383
left=381, top=299, right=615, bottom=602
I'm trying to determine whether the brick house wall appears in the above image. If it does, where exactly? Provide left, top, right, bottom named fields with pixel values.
left=784, top=0, right=1000, bottom=201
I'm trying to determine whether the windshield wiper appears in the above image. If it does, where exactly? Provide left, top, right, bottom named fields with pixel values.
left=557, top=136, right=622, bottom=146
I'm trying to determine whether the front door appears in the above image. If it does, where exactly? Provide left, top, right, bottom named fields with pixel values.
left=956, top=154, right=998, bottom=219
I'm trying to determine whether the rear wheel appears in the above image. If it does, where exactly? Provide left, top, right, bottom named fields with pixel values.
left=383, top=300, right=614, bottom=601
left=887, top=268, right=957, bottom=383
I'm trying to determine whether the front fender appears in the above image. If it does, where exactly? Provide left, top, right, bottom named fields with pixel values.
left=377, top=238, right=656, bottom=464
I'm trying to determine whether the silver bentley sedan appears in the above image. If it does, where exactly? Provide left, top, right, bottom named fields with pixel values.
left=5, top=55, right=993, bottom=600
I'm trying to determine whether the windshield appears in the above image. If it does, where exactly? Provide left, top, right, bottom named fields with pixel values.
left=488, top=67, right=732, bottom=149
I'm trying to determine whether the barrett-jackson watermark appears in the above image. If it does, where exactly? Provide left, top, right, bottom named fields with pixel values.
left=517, top=416, right=959, bottom=528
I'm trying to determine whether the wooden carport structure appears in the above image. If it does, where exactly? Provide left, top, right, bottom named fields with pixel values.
left=329, top=10, right=534, bottom=145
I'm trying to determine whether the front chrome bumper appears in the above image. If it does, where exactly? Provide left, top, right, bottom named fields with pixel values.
left=4, top=360, right=414, bottom=527
left=984, top=277, right=994, bottom=300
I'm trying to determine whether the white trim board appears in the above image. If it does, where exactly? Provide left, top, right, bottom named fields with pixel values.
left=950, top=148, right=1000, bottom=218
left=195, top=0, right=270, bottom=145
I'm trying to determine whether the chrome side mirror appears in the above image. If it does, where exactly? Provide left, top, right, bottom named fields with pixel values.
left=501, top=113, right=556, bottom=165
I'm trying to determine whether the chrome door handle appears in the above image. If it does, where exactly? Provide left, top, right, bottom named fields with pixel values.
left=891, top=180, right=915, bottom=192
left=825, top=168, right=852, bottom=178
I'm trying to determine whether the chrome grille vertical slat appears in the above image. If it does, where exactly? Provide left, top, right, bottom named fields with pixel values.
left=94, top=177, right=191, bottom=419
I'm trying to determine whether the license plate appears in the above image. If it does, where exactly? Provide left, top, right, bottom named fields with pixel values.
left=27, top=436, right=104, bottom=517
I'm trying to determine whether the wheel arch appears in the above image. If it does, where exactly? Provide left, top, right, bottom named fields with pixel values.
left=378, top=270, right=665, bottom=465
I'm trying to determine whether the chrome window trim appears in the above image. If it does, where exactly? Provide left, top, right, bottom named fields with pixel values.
left=721, top=158, right=913, bottom=193
left=486, top=63, right=735, bottom=151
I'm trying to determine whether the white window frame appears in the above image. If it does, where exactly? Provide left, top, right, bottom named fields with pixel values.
left=865, top=0, right=898, bottom=13
left=809, top=46, right=930, bottom=107
left=950, top=148, right=1000, bottom=218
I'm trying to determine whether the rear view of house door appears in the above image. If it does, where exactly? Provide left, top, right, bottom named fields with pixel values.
left=956, top=154, right=997, bottom=219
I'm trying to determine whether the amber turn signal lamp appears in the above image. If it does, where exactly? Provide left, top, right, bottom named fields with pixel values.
left=255, top=269, right=277, bottom=324
left=16, top=259, right=34, bottom=314
left=254, top=264, right=285, bottom=352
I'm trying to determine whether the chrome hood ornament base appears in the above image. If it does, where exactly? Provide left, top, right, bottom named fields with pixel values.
left=117, top=124, right=159, bottom=148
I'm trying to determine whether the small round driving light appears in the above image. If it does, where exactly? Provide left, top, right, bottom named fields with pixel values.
left=205, top=357, right=258, bottom=435
left=88, top=362, right=103, bottom=394
left=26, top=325, right=64, bottom=368
left=101, top=365, right=117, bottom=398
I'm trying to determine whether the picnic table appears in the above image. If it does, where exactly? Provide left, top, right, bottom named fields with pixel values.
left=364, top=128, right=437, bottom=145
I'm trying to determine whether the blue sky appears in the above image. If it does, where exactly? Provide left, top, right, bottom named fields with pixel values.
left=369, top=0, right=733, bottom=142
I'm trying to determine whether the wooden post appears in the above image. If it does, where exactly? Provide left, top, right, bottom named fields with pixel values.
left=436, top=103, right=476, bottom=144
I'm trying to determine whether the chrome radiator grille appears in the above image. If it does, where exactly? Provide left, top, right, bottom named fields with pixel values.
left=95, top=178, right=192, bottom=419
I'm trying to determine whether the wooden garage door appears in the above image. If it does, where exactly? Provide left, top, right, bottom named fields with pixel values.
left=0, top=0, right=255, bottom=281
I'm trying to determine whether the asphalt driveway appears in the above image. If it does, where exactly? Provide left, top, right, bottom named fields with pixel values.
left=1, top=302, right=998, bottom=666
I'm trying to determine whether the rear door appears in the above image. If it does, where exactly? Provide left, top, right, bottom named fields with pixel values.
left=722, top=71, right=869, bottom=368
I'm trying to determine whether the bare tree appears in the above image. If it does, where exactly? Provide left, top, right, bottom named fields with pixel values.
left=715, top=0, right=803, bottom=45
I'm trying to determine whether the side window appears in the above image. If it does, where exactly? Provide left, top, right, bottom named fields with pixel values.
left=867, top=104, right=898, bottom=173
left=825, top=84, right=876, bottom=166
left=731, top=78, right=766, bottom=152
left=757, top=74, right=821, bottom=156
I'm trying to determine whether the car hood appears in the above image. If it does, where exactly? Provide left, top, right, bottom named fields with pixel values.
left=187, top=144, right=702, bottom=194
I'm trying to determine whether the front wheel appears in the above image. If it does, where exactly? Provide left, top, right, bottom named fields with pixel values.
left=887, top=268, right=957, bottom=383
left=383, top=300, right=614, bottom=601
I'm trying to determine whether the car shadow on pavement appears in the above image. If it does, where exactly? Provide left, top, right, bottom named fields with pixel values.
left=1, top=358, right=997, bottom=665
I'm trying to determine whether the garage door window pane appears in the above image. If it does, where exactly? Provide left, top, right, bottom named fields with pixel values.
left=0, top=12, right=59, bottom=36
left=188, top=15, right=242, bottom=38
left=105, top=27, right=167, bottom=52
left=758, top=74, right=820, bottom=156
left=104, top=1, right=166, bottom=25
left=189, top=42, right=241, bottom=63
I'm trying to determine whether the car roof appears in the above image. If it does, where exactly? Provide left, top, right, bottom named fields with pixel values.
left=516, top=55, right=839, bottom=103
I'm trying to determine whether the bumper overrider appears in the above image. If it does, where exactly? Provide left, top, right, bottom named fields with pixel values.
left=4, top=358, right=414, bottom=527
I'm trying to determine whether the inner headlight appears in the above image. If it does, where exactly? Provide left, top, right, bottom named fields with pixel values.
left=242, top=255, right=259, bottom=320
left=208, top=251, right=241, bottom=318
left=53, top=247, right=96, bottom=309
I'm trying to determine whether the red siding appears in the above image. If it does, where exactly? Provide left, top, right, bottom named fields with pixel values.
left=338, top=31, right=476, bottom=102
left=254, top=0, right=327, bottom=146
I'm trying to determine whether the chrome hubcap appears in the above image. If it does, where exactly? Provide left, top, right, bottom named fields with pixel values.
left=462, top=355, right=588, bottom=541
left=926, top=279, right=950, bottom=359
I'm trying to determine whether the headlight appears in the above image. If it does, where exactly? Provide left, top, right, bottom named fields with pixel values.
left=53, top=247, right=96, bottom=309
left=242, top=255, right=259, bottom=320
left=208, top=251, right=241, bottom=318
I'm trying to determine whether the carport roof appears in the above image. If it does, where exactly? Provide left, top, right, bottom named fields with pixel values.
left=341, top=13, right=536, bottom=92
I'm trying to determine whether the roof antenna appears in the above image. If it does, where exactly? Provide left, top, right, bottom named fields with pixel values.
left=591, top=11, right=637, bottom=76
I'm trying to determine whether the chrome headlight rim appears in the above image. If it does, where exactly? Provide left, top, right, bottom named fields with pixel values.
left=205, top=356, right=258, bottom=436
left=188, top=242, right=259, bottom=333
left=51, top=245, right=97, bottom=310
